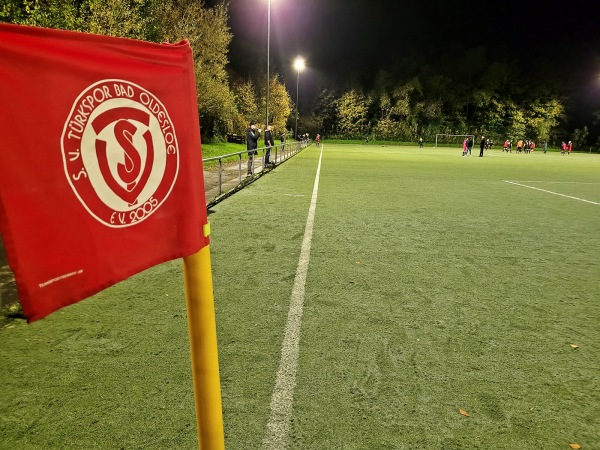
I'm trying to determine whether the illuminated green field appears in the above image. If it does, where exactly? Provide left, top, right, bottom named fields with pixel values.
left=1, top=144, right=598, bottom=449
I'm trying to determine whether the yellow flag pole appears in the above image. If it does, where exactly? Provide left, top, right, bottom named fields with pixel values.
left=183, top=223, right=225, bottom=450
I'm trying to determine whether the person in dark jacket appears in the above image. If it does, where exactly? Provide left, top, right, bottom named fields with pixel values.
left=246, top=120, right=261, bottom=176
left=280, top=132, right=286, bottom=152
left=479, top=136, right=486, bottom=157
left=264, top=125, right=274, bottom=166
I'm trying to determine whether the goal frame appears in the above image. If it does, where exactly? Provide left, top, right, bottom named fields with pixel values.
left=434, top=134, right=475, bottom=148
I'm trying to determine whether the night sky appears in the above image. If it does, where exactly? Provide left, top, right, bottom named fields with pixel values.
left=208, top=0, right=600, bottom=127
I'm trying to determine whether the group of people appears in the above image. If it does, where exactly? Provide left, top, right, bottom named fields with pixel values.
left=503, top=139, right=554, bottom=154
left=246, top=120, right=322, bottom=176
left=246, top=120, right=276, bottom=176
left=461, top=136, right=488, bottom=157
left=561, top=141, right=573, bottom=155
left=463, top=136, right=552, bottom=156
left=462, top=137, right=473, bottom=156
left=512, top=139, right=536, bottom=153
left=500, top=138, right=570, bottom=155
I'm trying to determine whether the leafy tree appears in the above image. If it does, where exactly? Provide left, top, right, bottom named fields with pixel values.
left=232, top=79, right=259, bottom=135
left=2, top=0, right=150, bottom=38
left=373, top=116, right=401, bottom=140
left=269, top=76, right=292, bottom=136
left=84, top=0, right=149, bottom=39
left=336, top=89, right=369, bottom=138
left=390, top=77, right=424, bottom=140
left=528, top=99, right=564, bottom=144
left=312, top=89, right=339, bottom=136
left=155, top=0, right=235, bottom=139
left=299, top=114, right=324, bottom=138
left=1, top=0, right=82, bottom=30
left=372, top=91, right=395, bottom=139
left=259, top=74, right=292, bottom=135
left=571, top=126, right=589, bottom=151
left=505, top=102, right=527, bottom=139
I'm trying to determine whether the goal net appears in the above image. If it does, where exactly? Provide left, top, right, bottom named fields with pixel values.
left=434, top=134, right=475, bottom=148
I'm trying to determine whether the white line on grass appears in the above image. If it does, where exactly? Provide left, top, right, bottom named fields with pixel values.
left=506, top=180, right=600, bottom=185
left=504, top=180, right=600, bottom=205
left=262, top=145, right=324, bottom=450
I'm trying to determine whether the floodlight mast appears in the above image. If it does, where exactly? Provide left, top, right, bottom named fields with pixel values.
left=294, top=57, right=305, bottom=140
left=266, top=0, right=271, bottom=128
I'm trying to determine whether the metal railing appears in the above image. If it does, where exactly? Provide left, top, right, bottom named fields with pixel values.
left=203, top=140, right=310, bottom=207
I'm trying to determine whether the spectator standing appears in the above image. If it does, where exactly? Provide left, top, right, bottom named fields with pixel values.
left=246, top=120, right=261, bottom=176
left=479, top=136, right=486, bottom=157
left=463, top=138, right=468, bottom=156
left=419, top=137, right=424, bottom=148
left=568, top=140, right=573, bottom=155
left=543, top=142, right=548, bottom=154
left=467, top=137, right=473, bottom=156
left=264, top=125, right=274, bottom=166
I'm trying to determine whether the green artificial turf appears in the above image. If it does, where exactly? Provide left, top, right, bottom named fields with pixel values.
left=0, top=145, right=598, bottom=449
left=287, top=146, right=600, bottom=449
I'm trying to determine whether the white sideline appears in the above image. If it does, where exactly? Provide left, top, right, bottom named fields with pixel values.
left=262, top=144, right=324, bottom=450
left=504, top=180, right=600, bottom=205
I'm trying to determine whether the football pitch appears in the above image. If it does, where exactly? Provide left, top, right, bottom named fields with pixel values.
left=1, top=144, right=599, bottom=449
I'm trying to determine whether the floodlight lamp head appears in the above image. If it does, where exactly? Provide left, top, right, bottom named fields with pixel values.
left=294, top=57, right=305, bottom=72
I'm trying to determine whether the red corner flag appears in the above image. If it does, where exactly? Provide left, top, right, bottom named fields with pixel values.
left=0, top=23, right=209, bottom=322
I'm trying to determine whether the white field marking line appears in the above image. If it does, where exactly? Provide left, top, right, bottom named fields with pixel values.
left=262, top=144, right=324, bottom=450
left=506, top=180, right=600, bottom=185
left=504, top=180, right=600, bottom=205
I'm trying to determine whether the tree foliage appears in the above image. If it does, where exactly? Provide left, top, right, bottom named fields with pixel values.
left=336, top=89, right=369, bottom=138
left=232, top=79, right=259, bottom=135
left=263, top=75, right=292, bottom=136
left=1, top=0, right=295, bottom=141
left=153, top=1, right=236, bottom=139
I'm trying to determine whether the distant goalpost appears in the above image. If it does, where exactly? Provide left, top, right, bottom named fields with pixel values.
left=434, top=134, right=474, bottom=148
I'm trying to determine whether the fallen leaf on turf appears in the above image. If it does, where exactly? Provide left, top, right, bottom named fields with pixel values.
left=569, top=444, right=581, bottom=449
left=355, top=261, right=361, bottom=265
left=570, top=344, right=579, bottom=349
left=459, top=409, right=470, bottom=417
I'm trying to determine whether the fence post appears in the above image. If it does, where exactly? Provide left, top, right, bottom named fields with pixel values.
left=218, top=158, right=222, bottom=195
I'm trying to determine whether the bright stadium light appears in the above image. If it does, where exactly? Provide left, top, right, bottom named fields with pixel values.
left=294, top=56, right=305, bottom=140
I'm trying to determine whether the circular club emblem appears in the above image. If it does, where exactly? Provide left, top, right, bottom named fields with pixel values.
left=61, top=79, right=179, bottom=227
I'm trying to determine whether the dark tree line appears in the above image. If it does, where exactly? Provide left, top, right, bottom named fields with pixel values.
left=299, top=44, right=596, bottom=149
